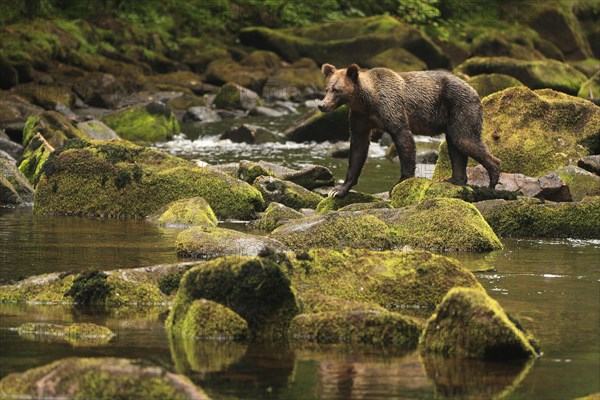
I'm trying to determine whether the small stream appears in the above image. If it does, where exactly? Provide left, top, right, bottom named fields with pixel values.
left=0, top=112, right=598, bottom=399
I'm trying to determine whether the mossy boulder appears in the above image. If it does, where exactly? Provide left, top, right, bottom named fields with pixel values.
left=155, top=197, right=218, bottom=228
left=297, top=292, right=387, bottom=314
left=101, top=102, right=179, bottom=144
left=262, top=58, right=325, bottom=100
left=578, top=70, right=600, bottom=103
left=176, top=226, right=288, bottom=259
left=34, top=139, right=264, bottom=219
left=166, top=256, right=299, bottom=340
left=253, top=176, right=323, bottom=210
left=22, top=110, right=87, bottom=148
left=255, top=202, right=303, bottom=232
left=475, top=197, right=600, bottom=239
left=316, top=191, right=383, bottom=212
left=179, top=299, right=248, bottom=341
left=205, top=54, right=273, bottom=93
left=289, top=310, right=422, bottom=347
left=18, top=322, right=114, bottom=346
left=419, top=287, right=538, bottom=360
left=238, top=160, right=279, bottom=183
left=284, top=106, right=349, bottom=142
left=337, top=201, right=392, bottom=211
left=289, top=248, right=483, bottom=318
left=553, top=165, right=600, bottom=201
left=0, top=158, right=34, bottom=204
left=239, top=15, right=449, bottom=69
left=271, top=211, right=394, bottom=252
left=0, top=357, right=209, bottom=400
left=364, top=48, right=427, bottom=72
left=390, top=177, right=433, bottom=208
left=77, top=120, right=120, bottom=141
left=477, top=87, right=600, bottom=177
left=18, top=132, right=54, bottom=187
left=455, top=57, right=587, bottom=95
left=467, top=73, right=524, bottom=98
left=213, top=82, right=260, bottom=110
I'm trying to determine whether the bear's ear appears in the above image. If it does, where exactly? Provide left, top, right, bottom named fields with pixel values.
left=322, top=63, right=336, bottom=78
left=346, top=64, right=359, bottom=82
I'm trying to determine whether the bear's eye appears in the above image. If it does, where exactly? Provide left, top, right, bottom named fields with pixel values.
left=332, top=88, right=340, bottom=94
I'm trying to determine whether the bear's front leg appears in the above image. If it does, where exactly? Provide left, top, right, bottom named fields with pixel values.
left=329, top=112, right=372, bottom=198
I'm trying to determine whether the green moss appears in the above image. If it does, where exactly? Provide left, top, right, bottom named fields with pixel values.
left=18, top=322, right=114, bottom=346
left=101, top=104, right=179, bottom=144
left=298, top=292, right=387, bottom=314
left=34, top=140, right=264, bottom=219
left=180, top=299, right=248, bottom=341
left=64, top=270, right=111, bottom=306
left=555, top=166, right=600, bottom=201
left=256, top=202, right=303, bottom=232
left=390, top=177, right=432, bottom=207
left=156, top=197, right=218, bottom=228
left=481, top=87, right=600, bottom=176
left=238, top=160, right=275, bottom=183
left=105, top=275, right=166, bottom=306
left=467, top=73, right=524, bottom=98
left=455, top=57, right=587, bottom=95
left=419, top=287, right=538, bottom=359
left=212, top=82, right=259, bottom=110
left=288, top=248, right=483, bottom=318
left=22, top=111, right=87, bottom=147
left=0, top=274, right=76, bottom=304
left=0, top=357, right=208, bottom=400
left=578, top=70, right=600, bottom=100
left=289, top=310, right=423, bottom=347
left=316, top=191, right=382, bottom=212
left=18, top=138, right=51, bottom=187
left=475, top=197, right=600, bottom=239
left=365, top=48, right=427, bottom=72
left=254, top=176, right=323, bottom=210
left=271, top=212, right=394, bottom=252
left=337, top=201, right=392, bottom=211
left=158, top=268, right=191, bottom=295
left=432, top=140, right=453, bottom=182
left=166, top=256, right=298, bottom=341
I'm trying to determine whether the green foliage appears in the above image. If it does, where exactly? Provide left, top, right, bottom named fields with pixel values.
left=397, top=0, right=441, bottom=26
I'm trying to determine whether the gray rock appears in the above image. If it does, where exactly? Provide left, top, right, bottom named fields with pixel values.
left=253, top=176, right=323, bottom=210
left=249, top=106, right=285, bottom=117
left=0, top=137, right=23, bottom=160
left=578, top=155, right=600, bottom=175
left=77, top=120, right=120, bottom=141
left=327, top=142, right=350, bottom=158
left=0, top=150, right=16, bottom=164
left=182, top=106, right=221, bottom=123
left=220, top=124, right=282, bottom=144
left=0, top=158, right=34, bottom=204
left=282, top=164, right=335, bottom=189
left=54, top=103, right=79, bottom=121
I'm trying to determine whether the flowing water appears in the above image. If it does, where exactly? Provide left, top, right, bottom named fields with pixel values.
left=0, top=112, right=598, bottom=399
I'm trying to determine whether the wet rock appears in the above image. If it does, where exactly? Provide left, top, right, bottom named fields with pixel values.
left=0, top=137, right=23, bottom=160
left=166, top=256, right=299, bottom=340
left=237, top=160, right=334, bottom=189
left=176, top=226, right=287, bottom=259
left=289, top=248, right=484, bottom=318
left=284, top=106, right=349, bottom=142
left=205, top=55, right=272, bottom=93
left=389, top=146, right=439, bottom=164
left=34, top=139, right=265, bottom=220
left=54, top=103, right=78, bottom=120
left=455, top=57, right=587, bottom=95
left=216, top=108, right=246, bottom=119
left=220, top=124, right=282, bottom=144
left=249, top=106, right=285, bottom=117
left=327, top=142, right=350, bottom=158
left=101, top=101, right=180, bottom=143
left=0, top=158, right=34, bottom=204
left=0, top=94, right=44, bottom=128
left=553, top=165, right=600, bottom=201
left=255, top=202, right=303, bottom=231
left=419, top=287, right=539, bottom=359
left=578, top=155, right=600, bottom=175
left=213, top=82, right=260, bottom=110
left=467, top=73, right=524, bottom=98
left=0, top=357, right=209, bottom=399
left=22, top=110, right=86, bottom=148
left=253, top=176, right=323, bottom=210
left=154, top=197, right=218, bottom=228
left=18, top=322, right=115, bottom=346
left=77, top=119, right=120, bottom=140
left=297, top=292, right=387, bottom=314
left=182, top=106, right=221, bottom=123
left=475, top=197, right=600, bottom=239
left=166, top=94, right=206, bottom=112
left=177, top=299, right=248, bottom=341
left=316, top=191, right=383, bottom=212
left=289, top=310, right=422, bottom=347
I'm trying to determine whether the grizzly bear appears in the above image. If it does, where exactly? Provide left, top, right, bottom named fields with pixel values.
left=317, top=63, right=500, bottom=198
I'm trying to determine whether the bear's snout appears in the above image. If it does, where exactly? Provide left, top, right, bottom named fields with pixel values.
left=317, top=102, right=327, bottom=112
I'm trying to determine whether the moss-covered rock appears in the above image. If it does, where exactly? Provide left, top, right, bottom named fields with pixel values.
left=18, top=322, right=114, bottom=346
left=262, top=58, right=325, bottom=100
left=455, top=57, right=587, bottom=95
left=253, top=176, right=322, bottom=210
left=467, top=73, right=524, bottom=98
left=297, top=292, right=386, bottom=314
left=553, top=165, right=600, bottom=201
left=289, top=248, right=483, bottom=318
left=239, top=15, right=449, bottom=69
left=364, top=48, right=427, bottom=72
left=179, top=299, right=248, bottom=341
left=255, top=202, right=303, bottom=232
left=289, top=310, right=422, bottom=347
left=477, top=87, right=600, bottom=177
left=419, top=287, right=538, bottom=359
left=237, top=160, right=279, bottom=183
left=101, top=102, right=179, bottom=144
left=271, top=211, right=394, bottom=252
left=21, top=110, right=86, bottom=148
left=155, top=197, right=218, bottom=228
left=18, top=132, right=54, bottom=187
left=578, top=70, right=600, bottom=102
left=166, top=256, right=299, bottom=340
left=316, top=191, right=383, bottom=212
left=337, top=201, right=392, bottom=211
left=176, top=226, right=287, bottom=259
left=205, top=55, right=272, bottom=93
left=0, top=158, right=34, bottom=204
left=390, top=177, right=433, bottom=208
left=284, top=106, right=349, bottom=142
left=238, top=160, right=334, bottom=189
left=34, top=139, right=264, bottom=219
left=213, top=82, right=260, bottom=110
left=0, top=357, right=209, bottom=400
left=475, top=197, right=600, bottom=239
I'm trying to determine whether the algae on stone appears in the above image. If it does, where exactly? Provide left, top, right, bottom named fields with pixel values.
left=419, top=287, right=538, bottom=359
left=18, top=322, right=114, bottom=346
left=554, top=165, right=600, bottom=201
left=101, top=102, right=179, bottom=143
left=180, top=299, right=248, bottom=341
left=467, top=73, right=524, bottom=98
left=255, top=202, right=303, bottom=232
left=253, top=175, right=323, bottom=211
left=316, top=191, right=383, bottom=212
left=155, top=197, right=218, bottom=228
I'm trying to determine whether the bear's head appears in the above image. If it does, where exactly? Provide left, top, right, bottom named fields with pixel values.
left=318, top=63, right=359, bottom=113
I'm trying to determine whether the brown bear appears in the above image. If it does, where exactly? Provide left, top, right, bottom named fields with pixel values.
left=317, top=63, right=500, bottom=198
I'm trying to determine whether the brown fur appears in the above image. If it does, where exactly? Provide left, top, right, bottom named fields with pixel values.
left=318, top=63, right=500, bottom=197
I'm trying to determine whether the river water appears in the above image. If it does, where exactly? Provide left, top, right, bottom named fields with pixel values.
left=0, top=112, right=598, bottom=399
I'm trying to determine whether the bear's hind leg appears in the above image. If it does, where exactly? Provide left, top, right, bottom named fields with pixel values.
left=390, top=128, right=416, bottom=183
left=450, top=137, right=500, bottom=188
left=445, top=139, right=468, bottom=185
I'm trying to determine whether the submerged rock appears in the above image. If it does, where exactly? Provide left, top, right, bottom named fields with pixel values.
left=18, top=322, right=114, bottom=346
left=253, top=176, right=323, bottom=210
left=255, top=202, right=303, bottom=232
left=154, top=197, right=218, bottom=228
left=0, top=357, right=209, bottom=400
left=176, top=226, right=287, bottom=259
left=34, top=139, right=264, bottom=220
left=101, top=102, right=180, bottom=143
left=475, top=197, right=600, bottom=239
left=316, top=191, right=383, bottom=212
left=166, top=256, right=299, bottom=340
left=419, top=287, right=538, bottom=360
